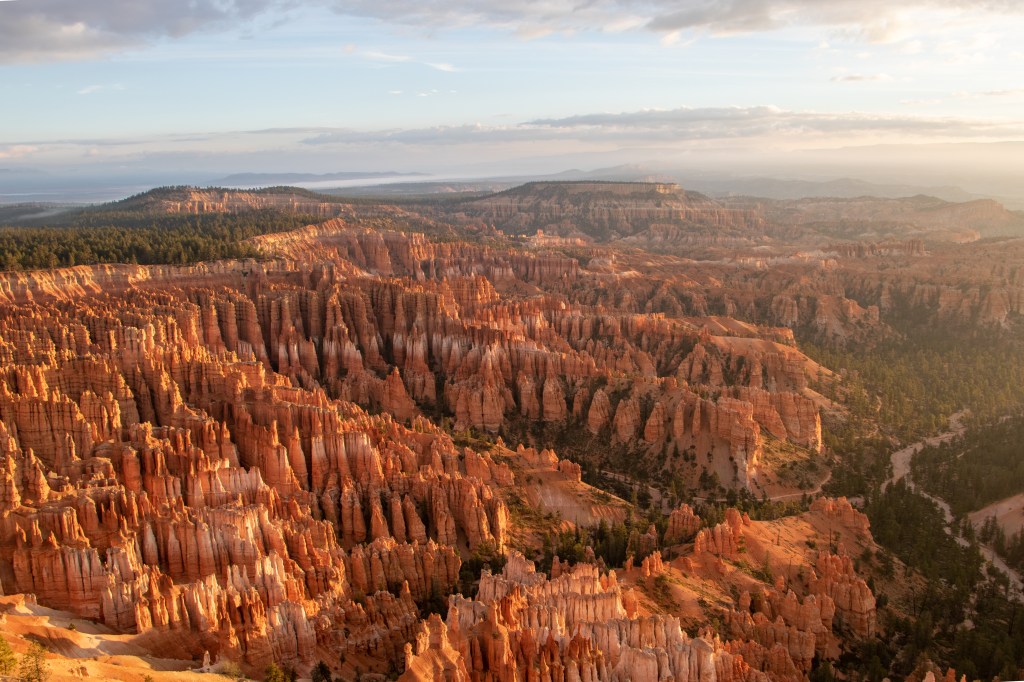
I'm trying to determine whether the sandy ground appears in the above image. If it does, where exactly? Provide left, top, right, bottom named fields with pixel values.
left=969, top=492, right=1024, bottom=538
left=0, top=595, right=231, bottom=682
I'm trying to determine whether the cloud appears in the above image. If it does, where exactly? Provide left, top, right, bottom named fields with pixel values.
left=0, top=145, right=38, bottom=159
left=360, top=50, right=410, bottom=63
left=830, top=73, right=893, bottom=82
left=9, top=107, right=1022, bottom=162
left=955, top=88, right=1024, bottom=98
left=300, top=123, right=550, bottom=146
left=77, top=83, right=126, bottom=95
left=6, top=106, right=1024, bottom=181
left=290, top=106, right=1024, bottom=150
left=353, top=49, right=460, bottom=72
left=0, top=0, right=278, bottom=63
left=327, top=0, right=1024, bottom=42
left=3, top=0, right=1023, bottom=64
left=525, top=106, right=1024, bottom=142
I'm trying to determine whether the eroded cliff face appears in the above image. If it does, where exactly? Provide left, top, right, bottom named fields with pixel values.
left=253, top=221, right=826, bottom=492
left=401, top=553, right=780, bottom=682
left=401, top=495, right=880, bottom=682
left=0, top=210, right=847, bottom=676
left=0, top=281, right=528, bottom=670
left=123, top=187, right=354, bottom=219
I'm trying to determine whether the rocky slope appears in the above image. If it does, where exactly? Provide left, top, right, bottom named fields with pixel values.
left=0, top=261, right=553, bottom=675
left=0, top=205, right=840, bottom=675
left=401, top=497, right=879, bottom=682
left=1, top=182, right=1002, bottom=680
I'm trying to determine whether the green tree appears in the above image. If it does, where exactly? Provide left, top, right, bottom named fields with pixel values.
left=18, top=642, right=49, bottom=682
left=0, top=637, right=15, bottom=675
left=310, top=661, right=332, bottom=682
left=265, top=663, right=286, bottom=682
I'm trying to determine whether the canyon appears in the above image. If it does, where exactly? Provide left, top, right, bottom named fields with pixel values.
left=0, top=181, right=1018, bottom=681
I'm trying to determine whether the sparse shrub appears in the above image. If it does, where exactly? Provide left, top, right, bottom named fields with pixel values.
left=265, top=662, right=286, bottom=682
left=18, top=642, right=49, bottom=682
left=219, top=660, right=244, bottom=681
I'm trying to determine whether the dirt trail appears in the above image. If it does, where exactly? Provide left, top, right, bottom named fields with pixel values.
left=768, top=469, right=832, bottom=502
left=885, top=410, right=1023, bottom=594
left=884, top=409, right=968, bottom=492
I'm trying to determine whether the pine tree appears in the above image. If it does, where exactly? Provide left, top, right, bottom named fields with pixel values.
left=18, top=642, right=49, bottom=682
left=310, top=661, right=332, bottom=682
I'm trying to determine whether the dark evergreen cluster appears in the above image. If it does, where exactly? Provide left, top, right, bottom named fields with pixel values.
left=0, top=209, right=316, bottom=270
left=806, top=332, right=1024, bottom=441
left=912, top=416, right=1024, bottom=516
left=873, top=485, right=1024, bottom=679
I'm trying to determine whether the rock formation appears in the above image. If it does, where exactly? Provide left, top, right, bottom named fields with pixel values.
left=0, top=190, right=911, bottom=679
left=665, top=503, right=701, bottom=544
left=401, top=552, right=790, bottom=682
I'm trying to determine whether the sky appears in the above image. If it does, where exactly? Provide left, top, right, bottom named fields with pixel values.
left=1, top=0, right=1023, bottom=193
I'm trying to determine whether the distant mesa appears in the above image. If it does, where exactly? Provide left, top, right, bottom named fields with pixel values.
left=104, top=185, right=351, bottom=217
left=460, top=180, right=766, bottom=241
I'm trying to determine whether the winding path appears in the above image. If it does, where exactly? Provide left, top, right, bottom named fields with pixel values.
left=767, top=468, right=832, bottom=503
left=885, top=410, right=1023, bottom=594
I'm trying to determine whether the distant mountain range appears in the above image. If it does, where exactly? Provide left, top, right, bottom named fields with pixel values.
left=215, top=171, right=427, bottom=186
left=1, top=163, right=1016, bottom=210
left=322, top=165, right=990, bottom=206
left=674, top=175, right=982, bottom=204
left=530, top=165, right=986, bottom=204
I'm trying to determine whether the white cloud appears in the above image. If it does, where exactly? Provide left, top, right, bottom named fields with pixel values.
left=830, top=73, right=893, bottom=82
left=955, top=88, right=1024, bottom=99
left=361, top=50, right=410, bottom=63
left=524, top=106, right=1024, bottom=143
left=76, top=83, right=125, bottom=95
left=331, top=0, right=1024, bottom=43
left=2, top=0, right=1023, bottom=63
left=287, top=106, right=1024, bottom=151
left=0, top=0, right=278, bottom=63
left=352, top=49, right=459, bottom=72
left=0, top=145, right=38, bottom=159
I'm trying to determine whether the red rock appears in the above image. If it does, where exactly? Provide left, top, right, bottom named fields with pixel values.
left=611, top=397, right=641, bottom=444
left=665, top=503, right=701, bottom=544
left=587, top=388, right=612, bottom=434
